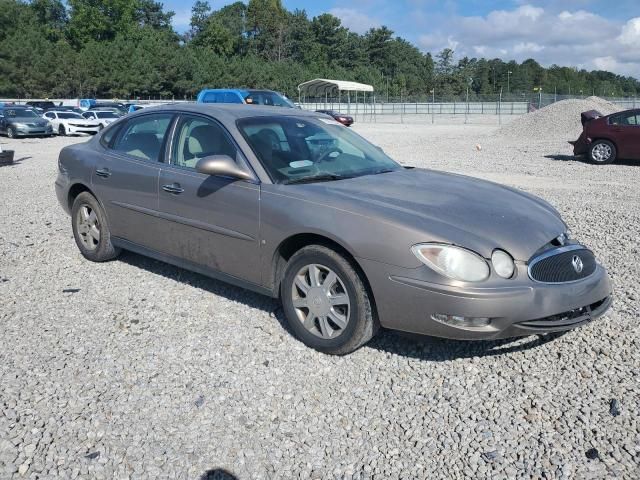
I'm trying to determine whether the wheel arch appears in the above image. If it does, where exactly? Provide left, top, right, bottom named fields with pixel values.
left=590, top=137, right=618, bottom=151
left=270, top=233, right=378, bottom=318
left=67, top=183, right=96, bottom=211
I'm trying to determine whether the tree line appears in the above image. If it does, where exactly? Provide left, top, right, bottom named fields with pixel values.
left=1, top=0, right=639, bottom=100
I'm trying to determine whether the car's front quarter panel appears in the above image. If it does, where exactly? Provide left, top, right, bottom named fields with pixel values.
left=259, top=186, right=426, bottom=283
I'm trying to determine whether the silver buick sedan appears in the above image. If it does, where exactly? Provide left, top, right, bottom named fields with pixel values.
left=55, top=104, right=612, bottom=354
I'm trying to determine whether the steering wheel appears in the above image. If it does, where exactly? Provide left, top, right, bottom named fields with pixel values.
left=316, top=147, right=343, bottom=164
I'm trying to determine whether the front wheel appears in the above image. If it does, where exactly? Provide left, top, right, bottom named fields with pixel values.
left=281, top=245, right=378, bottom=355
left=58, top=125, right=66, bottom=136
left=589, top=140, right=616, bottom=164
left=71, top=192, right=120, bottom=262
left=7, top=127, right=16, bottom=139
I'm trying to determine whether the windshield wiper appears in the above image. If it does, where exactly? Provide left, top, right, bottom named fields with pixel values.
left=371, top=168, right=397, bottom=175
left=284, top=173, right=351, bottom=185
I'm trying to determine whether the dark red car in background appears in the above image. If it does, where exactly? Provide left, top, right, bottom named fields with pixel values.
left=316, top=110, right=354, bottom=127
left=571, top=108, right=640, bottom=164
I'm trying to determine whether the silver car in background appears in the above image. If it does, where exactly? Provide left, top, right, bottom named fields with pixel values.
left=55, top=104, right=612, bottom=354
left=0, top=106, right=53, bottom=138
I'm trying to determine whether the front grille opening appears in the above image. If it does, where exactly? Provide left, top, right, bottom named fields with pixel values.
left=529, top=248, right=596, bottom=283
left=517, top=296, right=611, bottom=330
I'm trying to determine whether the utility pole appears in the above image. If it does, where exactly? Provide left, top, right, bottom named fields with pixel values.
left=507, top=71, right=512, bottom=94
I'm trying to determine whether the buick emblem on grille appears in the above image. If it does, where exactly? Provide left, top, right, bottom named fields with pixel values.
left=571, top=255, right=584, bottom=273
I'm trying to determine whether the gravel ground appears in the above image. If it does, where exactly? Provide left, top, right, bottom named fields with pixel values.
left=1, top=120, right=639, bottom=479
left=496, top=97, right=620, bottom=142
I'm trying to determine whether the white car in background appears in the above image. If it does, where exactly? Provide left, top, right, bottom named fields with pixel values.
left=43, top=111, right=101, bottom=136
left=81, top=110, right=121, bottom=129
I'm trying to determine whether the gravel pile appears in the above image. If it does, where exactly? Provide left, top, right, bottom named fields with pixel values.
left=495, top=97, right=621, bottom=142
left=1, top=128, right=639, bottom=479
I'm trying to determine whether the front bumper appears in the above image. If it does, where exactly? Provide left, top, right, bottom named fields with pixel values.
left=66, top=125, right=100, bottom=135
left=14, top=126, right=53, bottom=136
left=359, top=258, right=612, bottom=340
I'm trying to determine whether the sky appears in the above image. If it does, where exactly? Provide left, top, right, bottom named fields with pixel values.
left=169, top=0, right=640, bottom=79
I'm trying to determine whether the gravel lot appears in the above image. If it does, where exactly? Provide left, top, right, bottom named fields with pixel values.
left=1, top=116, right=639, bottom=479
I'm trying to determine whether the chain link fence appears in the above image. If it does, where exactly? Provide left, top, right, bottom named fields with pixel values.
left=298, top=93, right=638, bottom=124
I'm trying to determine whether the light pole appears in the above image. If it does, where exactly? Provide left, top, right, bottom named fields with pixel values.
left=465, top=77, right=472, bottom=124
left=430, top=88, right=435, bottom=124
left=507, top=71, right=512, bottom=94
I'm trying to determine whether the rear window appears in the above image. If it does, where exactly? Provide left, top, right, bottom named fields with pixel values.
left=111, top=113, right=173, bottom=161
left=244, top=91, right=294, bottom=108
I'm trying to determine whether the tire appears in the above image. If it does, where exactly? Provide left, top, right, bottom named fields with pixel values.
left=281, top=245, right=378, bottom=355
left=98, top=123, right=105, bottom=131
left=589, top=140, right=616, bottom=165
left=58, top=124, right=66, bottom=136
left=7, top=127, right=16, bottom=139
left=71, top=192, right=120, bottom=262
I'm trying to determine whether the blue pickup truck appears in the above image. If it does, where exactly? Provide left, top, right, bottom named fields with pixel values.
left=196, top=89, right=296, bottom=108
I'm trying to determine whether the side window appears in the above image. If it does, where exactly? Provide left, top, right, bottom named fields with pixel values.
left=112, top=114, right=173, bottom=161
left=172, top=116, right=237, bottom=169
left=44, top=112, right=54, bottom=119
left=223, top=92, right=243, bottom=104
left=100, top=124, right=121, bottom=147
left=202, top=92, right=219, bottom=103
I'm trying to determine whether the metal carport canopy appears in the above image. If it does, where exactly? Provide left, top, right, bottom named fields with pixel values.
left=298, top=79, right=374, bottom=96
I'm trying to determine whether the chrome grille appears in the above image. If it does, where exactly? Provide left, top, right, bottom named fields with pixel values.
left=528, top=245, right=596, bottom=283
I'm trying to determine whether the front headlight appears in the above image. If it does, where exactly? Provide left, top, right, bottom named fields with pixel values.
left=13, top=123, right=27, bottom=128
left=411, top=243, right=490, bottom=282
left=491, top=249, right=515, bottom=278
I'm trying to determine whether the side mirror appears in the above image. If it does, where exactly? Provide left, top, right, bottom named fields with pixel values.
left=195, top=155, right=254, bottom=181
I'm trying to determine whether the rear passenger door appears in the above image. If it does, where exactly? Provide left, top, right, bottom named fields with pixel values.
left=91, top=113, right=175, bottom=250
left=609, top=112, right=640, bottom=159
left=156, top=113, right=261, bottom=285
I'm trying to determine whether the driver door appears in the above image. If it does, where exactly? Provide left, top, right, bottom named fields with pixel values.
left=156, top=114, right=261, bottom=285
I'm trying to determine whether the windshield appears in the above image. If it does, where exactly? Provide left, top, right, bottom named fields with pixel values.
left=237, top=116, right=401, bottom=184
left=4, top=109, right=40, bottom=118
left=97, top=112, right=118, bottom=119
left=58, top=112, right=84, bottom=119
left=244, top=91, right=295, bottom=108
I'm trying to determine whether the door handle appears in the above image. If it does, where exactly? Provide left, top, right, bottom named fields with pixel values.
left=162, top=183, right=184, bottom=194
left=95, top=168, right=111, bottom=178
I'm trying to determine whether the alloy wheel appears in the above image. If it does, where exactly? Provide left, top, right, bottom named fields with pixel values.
left=291, top=263, right=351, bottom=339
left=76, top=204, right=100, bottom=250
left=592, top=143, right=612, bottom=162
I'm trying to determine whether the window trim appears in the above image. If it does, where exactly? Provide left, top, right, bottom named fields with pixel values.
left=165, top=112, right=259, bottom=183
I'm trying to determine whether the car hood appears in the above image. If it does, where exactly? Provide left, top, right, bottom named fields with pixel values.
left=288, top=168, right=566, bottom=261
left=12, top=118, right=49, bottom=126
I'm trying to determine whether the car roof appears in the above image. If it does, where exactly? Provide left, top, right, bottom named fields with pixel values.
left=129, top=103, right=317, bottom=122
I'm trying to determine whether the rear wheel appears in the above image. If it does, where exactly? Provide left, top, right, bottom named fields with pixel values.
left=281, top=245, right=378, bottom=355
left=58, top=125, right=66, bottom=136
left=589, top=140, right=616, bottom=164
left=71, top=192, right=120, bottom=262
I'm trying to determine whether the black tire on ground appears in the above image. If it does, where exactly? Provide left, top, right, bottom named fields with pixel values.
left=71, top=192, right=121, bottom=262
left=281, top=244, right=379, bottom=355
left=58, top=124, right=66, bottom=136
left=98, top=124, right=104, bottom=131
left=588, top=140, right=617, bottom=165
left=7, top=127, right=16, bottom=139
